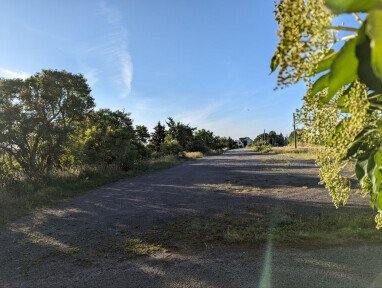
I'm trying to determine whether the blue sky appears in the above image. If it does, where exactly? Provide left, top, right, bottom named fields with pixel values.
left=1, top=0, right=306, bottom=139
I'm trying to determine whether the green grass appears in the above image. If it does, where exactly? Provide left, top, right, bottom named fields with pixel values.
left=112, top=208, right=382, bottom=257
left=0, top=155, right=183, bottom=230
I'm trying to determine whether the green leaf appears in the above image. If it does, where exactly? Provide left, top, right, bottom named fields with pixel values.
left=325, top=0, right=380, bottom=14
left=311, top=73, right=329, bottom=95
left=346, top=126, right=377, bottom=158
left=270, top=54, right=279, bottom=73
left=356, top=22, right=382, bottom=92
left=326, top=38, right=359, bottom=103
left=369, top=150, right=382, bottom=199
left=313, top=50, right=337, bottom=75
left=367, top=7, right=382, bottom=81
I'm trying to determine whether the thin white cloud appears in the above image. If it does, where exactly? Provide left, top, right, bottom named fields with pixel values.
left=82, top=68, right=99, bottom=88
left=99, top=1, right=133, bottom=98
left=176, top=103, right=220, bottom=127
left=0, top=68, right=29, bottom=80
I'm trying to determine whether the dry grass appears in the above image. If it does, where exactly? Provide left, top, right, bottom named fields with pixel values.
left=112, top=207, right=382, bottom=257
left=184, top=151, right=204, bottom=159
left=271, top=146, right=319, bottom=160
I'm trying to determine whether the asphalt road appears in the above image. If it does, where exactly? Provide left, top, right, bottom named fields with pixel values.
left=1, top=149, right=381, bottom=288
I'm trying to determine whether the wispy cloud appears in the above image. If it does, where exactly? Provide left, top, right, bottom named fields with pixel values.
left=0, top=68, right=29, bottom=80
left=176, top=103, right=221, bottom=127
left=82, top=68, right=99, bottom=88
left=99, top=1, right=133, bottom=98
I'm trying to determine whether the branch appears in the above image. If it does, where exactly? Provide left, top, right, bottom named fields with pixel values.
left=352, top=13, right=363, bottom=24
left=337, top=35, right=357, bottom=42
left=326, top=26, right=359, bottom=33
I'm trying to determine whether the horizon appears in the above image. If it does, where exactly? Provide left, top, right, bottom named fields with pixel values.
left=1, top=0, right=306, bottom=139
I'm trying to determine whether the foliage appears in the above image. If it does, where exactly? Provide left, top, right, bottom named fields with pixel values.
left=247, top=140, right=272, bottom=153
left=166, top=117, right=195, bottom=150
left=254, top=131, right=287, bottom=146
left=227, top=137, right=237, bottom=149
left=0, top=70, right=94, bottom=179
left=81, top=109, right=140, bottom=170
left=160, top=135, right=183, bottom=156
left=272, top=0, right=382, bottom=226
left=135, top=125, right=150, bottom=144
left=149, top=121, right=166, bottom=152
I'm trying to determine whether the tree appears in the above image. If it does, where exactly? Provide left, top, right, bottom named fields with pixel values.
left=0, top=70, right=94, bottom=178
left=192, top=129, right=215, bottom=152
left=82, top=109, right=138, bottom=170
left=166, top=117, right=195, bottom=150
left=254, top=131, right=287, bottom=146
left=150, top=122, right=166, bottom=152
left=135, top=125, right=150, bottom=144
left=272, top=0, right=382, bottom=227
left=227, top=137, right=237, bottom=149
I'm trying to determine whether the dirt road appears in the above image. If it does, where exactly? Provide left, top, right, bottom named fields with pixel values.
left=1, top=149, right=381, bottom=288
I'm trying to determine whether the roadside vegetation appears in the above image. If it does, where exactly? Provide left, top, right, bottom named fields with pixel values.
left=0, top=70, right=233, bottom=228
left=114, top=207, right=382, bottom=257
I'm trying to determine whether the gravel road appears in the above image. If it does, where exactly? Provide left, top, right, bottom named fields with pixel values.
left=1, top=149, right=381, bottom=288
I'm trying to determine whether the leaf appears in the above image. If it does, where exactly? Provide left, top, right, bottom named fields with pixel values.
left=367, top=7, right=382, bottom=81
left=346, top=126, right=377, bottom=158
left=270, top=54, right=279, bottom=73
left=313, top=50, right=337, bottom=75
left=369, top=150, right=382, bottom=197
left=356, top=22, right=382, bottom=92
left=311, top=73, right=329, bottom=95
left=326, top=37, right=359, bottom=103
left=325, top=0, right=380, bottom=14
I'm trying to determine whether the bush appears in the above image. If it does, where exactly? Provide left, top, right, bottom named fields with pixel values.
left=247, top=140, right=272, bottom=153
left=160, top=137, right=183, bottom=156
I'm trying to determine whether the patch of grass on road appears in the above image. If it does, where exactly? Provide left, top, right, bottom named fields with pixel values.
left=114, top=208, right=382, bottom=257
left=0, top=156, right=183, bottom=230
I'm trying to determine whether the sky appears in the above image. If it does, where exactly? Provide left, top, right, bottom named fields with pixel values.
left=0, top=0, right=306, bottom=139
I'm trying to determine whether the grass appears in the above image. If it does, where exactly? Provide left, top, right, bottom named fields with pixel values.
left=184, top=151, right=204, bottom=159
left=112, top=207, right=382, bottom=257
left=0, top=155, right=183, bottom=230
left=271, top=146, right=318, bottom=160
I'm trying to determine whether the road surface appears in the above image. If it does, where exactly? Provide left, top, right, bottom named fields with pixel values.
left=1, top=149, right=381, bottom=288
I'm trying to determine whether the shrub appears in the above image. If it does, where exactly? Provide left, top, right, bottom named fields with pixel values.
left=247, top=140, right=272, bottom=153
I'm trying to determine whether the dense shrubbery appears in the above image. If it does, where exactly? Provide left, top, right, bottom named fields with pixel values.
left=254, top=131, right=288, bottom=147
left=247, top=140, right=272, bottom=153
left=0, top=70, right=231, bottom=187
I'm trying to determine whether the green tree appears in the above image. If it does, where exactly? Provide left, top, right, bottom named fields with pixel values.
left=150, top=121, right=166, bottom=152
left=82, top=109, right=138, bottom=170
left=192, top=129, right=215, bottom=152
left=166, top=117, right=195, bottom=150
left=0, top=70, right=94, bottom=179
left=135, top=125, right=150, bottom=144
left=227, top=137, right=237, bottom=149
left=272, top=0, right=382, bottom=226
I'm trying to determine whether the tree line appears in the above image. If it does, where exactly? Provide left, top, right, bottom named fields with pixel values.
left=0, top=70, right=233, bottom=184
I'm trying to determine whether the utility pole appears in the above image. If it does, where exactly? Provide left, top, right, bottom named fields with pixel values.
left=263, top=129, right=266, bottom=142
left=293, top=113, right=297, bottom=149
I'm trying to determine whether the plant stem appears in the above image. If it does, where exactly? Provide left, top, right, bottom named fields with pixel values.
left=326, top=26, right=358, bottom=32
